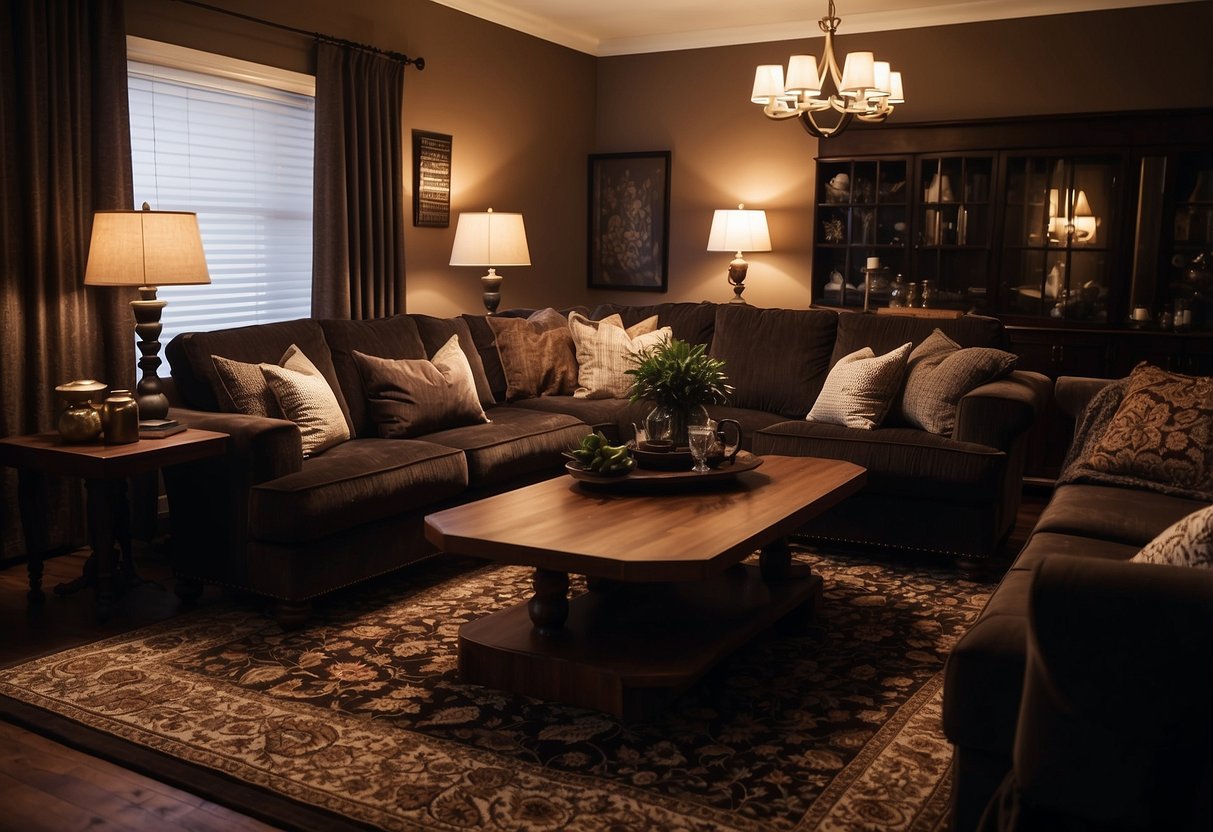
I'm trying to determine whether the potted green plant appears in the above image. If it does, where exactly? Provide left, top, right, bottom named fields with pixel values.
left=626, top=338, right=733, bottom=445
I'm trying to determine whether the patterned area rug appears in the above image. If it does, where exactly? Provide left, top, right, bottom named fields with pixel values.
left=0, top=549, right=992, bottom=831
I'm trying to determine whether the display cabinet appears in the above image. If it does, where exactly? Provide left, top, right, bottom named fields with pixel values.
left=913, top=154, right=995, bottom=312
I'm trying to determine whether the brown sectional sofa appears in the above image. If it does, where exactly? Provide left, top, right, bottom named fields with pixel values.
left=942, top=376, right=1213, bottom=831
left=163, top=302, right=1048, bottom=625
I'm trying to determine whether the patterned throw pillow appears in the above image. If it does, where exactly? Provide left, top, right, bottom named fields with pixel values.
left=1086, top=363, right=1213, bottom=492
left=900, top=329, right=1017, bottom=436
left=487, top=310, right=579, bottom=401
left=1131, top=504, right=1213, bottom=569
left=353, top=335, right=489, bottom=439
left=807, top=343, right=912, bottom=430
left=260, top=345, right=351, bottom=457
left=212, top=354, right=282, bottom=418
left=568, top=311, right=671, bottom=399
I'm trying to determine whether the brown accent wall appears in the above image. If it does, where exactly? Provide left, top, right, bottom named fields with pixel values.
left=595, top=2, right=1213, bottom=310
left=126, top=0, right=596, bottom=318
left=126, top=1, right=1212, bottom=316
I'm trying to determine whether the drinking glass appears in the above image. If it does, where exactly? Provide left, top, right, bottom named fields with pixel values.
left=688, top=426, right=714, bottom=473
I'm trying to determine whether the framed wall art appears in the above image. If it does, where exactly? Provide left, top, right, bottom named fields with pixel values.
left=587, top=151, right=671, bottom=291
left=412, top=130, right=452, bottom=228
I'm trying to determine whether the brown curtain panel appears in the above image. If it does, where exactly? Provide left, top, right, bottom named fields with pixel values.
left=0, top=0, right=135, bottom=560
left=312, top=41, right=407, bottom=321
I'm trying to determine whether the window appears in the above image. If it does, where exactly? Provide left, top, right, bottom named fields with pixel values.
left=126, top=38, right=315, bottom=360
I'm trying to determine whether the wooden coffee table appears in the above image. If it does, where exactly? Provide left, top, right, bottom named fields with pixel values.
left=424, top=454, right=865, bottom=720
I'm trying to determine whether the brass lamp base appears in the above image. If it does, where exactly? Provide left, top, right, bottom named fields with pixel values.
left=727, top=254, right=749, bottom=303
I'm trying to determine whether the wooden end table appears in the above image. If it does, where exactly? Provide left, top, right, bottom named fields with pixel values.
left=0, top=429, right=228, bottom=620
left=425, top=454, right=866, bottom=720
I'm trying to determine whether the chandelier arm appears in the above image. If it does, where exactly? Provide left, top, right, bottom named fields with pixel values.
left=800, top=110, right=854, bottom=139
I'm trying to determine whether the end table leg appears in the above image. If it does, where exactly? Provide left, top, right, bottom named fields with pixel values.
left=17, top=469, right=47, bottom=604
left=528, top=569, right=569, bottom=634
left=85, top=479, right=118, bottom=622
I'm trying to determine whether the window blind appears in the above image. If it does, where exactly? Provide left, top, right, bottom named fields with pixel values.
left=127, top=55, right=315, bottom=360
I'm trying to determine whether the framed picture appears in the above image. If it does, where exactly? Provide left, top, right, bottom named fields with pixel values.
left=587, top=151, right=671, bottom=291
left=412, top=130, right=452, bottom=227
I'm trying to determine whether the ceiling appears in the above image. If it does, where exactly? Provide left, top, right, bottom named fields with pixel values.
left=430, top=0, right=1193, bottom=56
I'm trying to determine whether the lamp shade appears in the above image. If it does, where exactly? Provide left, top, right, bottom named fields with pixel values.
left=839, top=51, right=875, bottom=97
left=84, top=209, right=210, bottom=287
left=707, top=205, right=772, bottom=253
left=449, top=209, right=531, bottom=267
left=785, top=55, right=822, bottom=96
left=751, top=64, right=787, bottom=103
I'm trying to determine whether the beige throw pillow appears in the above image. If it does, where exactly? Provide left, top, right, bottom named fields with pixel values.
left=261, top=345, right=350, bottom=457
left=568, top=311, right=670, bottom=399
left=353, top=335, right=489, bottom=439
left=807, top=343, right=912, bottom=430
left=900, top=329, right=1018, bottom=436
left=487, top=310, right=579, bottom=401
left=1131, top=504, right=1213, bottom=569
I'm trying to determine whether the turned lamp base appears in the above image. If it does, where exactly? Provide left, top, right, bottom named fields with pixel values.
left=727, top=253, right=749, bottom=304
left=130, top=286, right=177, bottom=427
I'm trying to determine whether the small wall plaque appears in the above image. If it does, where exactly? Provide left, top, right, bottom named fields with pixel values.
left=413, top=130, right=452, bottom=228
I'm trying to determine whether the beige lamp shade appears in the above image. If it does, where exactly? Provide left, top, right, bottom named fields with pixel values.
left=707, top=205, right=772, bottom=253
left=449, top=209, right=531, bottom=266
left=84, top=208, right=210, bottom=287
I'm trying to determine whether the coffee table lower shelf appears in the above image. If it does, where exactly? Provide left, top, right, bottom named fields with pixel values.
left=458, top=562, right=823, bottom=721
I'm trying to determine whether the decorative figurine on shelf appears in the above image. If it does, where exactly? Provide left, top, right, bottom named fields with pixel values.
left=822, top=217, right=845, bottom=243
left=825, top=173, right=851, bottom=203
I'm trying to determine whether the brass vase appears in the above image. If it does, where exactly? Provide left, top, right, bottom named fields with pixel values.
left=55, top=379, right=107, bottom=443
left=102, top=389, right=139, bottom=445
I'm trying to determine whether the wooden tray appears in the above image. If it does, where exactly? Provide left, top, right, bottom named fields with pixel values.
left=565, top=452, right=763, bottom=490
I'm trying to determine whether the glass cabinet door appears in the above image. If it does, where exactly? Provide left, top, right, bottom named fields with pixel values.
left=914, top=154, right=994, bottom=311
left=1000, top=155, right=1121, bottom=322
left=1169, top=151, right=1213, bottom=330
left=814, top=157, right=908, bottom=308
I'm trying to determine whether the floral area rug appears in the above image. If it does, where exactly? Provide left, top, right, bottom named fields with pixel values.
left=0, top=549, right=993, bottom=831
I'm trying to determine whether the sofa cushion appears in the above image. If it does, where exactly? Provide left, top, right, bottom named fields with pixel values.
left=1010, top=531, right=1143, bottom=573
left=167, top=319, right=352, bottom=432
left=1085, top=363, right=1213, bottom=493
left=754, top=420, right=1005, bottom=502
left=487, top=311, right=579, bottom=401
left=568, top=311, right=670, bottom=399
left=590, top=302, right=718, bottom=347
left=317, top=316, right=427, bottom=438
left=353, top=337, right=488, bottom=439
left=1131, top=504, right=1213, bottom=569
left=248, top=439, right=467, bottom=543
left=410, top=314, right=495, bottom=409
left=807, top=343, right=912, bottom=429
left=829, top=311, right=1005, bottom=367
left=261, top=345, right=351, bottom=457
left=1034, top=483, right=1208, bottom=547
left=509, top=397, right=644, bottom=440
left=420, top=406, right=588, bottom=488
left=900, top=329, right=1018, bottom=436
left=708, top=305, right=838, bottom=418
left=461, top=314, right=507, bottom=403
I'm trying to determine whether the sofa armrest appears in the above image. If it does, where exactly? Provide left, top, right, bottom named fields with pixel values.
left=1010, top=554, right=1213, bottom=828
left=1053, top=375, right=1114, bottom=421
left=953, top=370, right=1050, bottom=450
left=169, top=406, right=303, bottom=483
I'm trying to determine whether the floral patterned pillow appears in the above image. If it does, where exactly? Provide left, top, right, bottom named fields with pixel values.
left=1131, top=504, right=1213, bottom=569
left=1086, top=363, right=1213, bottom=492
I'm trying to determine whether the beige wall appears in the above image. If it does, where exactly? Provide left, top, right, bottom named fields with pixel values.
left=126, top=1, right=1213, bottom=316
left=596, top=1, right=1213, bottom=309
left=126, top=0, right=596, bottom=318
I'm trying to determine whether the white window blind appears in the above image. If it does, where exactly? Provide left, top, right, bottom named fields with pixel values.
left=127, top=40, right=315, bottom=360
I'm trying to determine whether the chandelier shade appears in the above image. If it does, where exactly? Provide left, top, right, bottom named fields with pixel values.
left=751, top=1, right=905, bottom=139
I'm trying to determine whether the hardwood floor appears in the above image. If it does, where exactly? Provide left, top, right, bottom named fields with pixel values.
left=0, top=493, right=1049, bottom=832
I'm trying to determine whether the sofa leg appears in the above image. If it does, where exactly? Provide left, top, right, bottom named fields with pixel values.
left=174, top=576, right=203, bottom=606
left=275, top=600, right=312, bottom=629
left=956, top=557, right=988, bottom=580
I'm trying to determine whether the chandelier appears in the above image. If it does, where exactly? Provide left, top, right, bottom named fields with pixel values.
left=751, top=1, right=904, bottom=139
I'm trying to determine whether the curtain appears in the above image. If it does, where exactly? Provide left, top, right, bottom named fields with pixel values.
left=312, top=40, right=407, bottom=321
left=0, top=0, right=135, bottom=560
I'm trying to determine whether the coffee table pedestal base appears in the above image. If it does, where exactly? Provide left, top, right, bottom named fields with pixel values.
left=458, top=563, right=822, bottom=721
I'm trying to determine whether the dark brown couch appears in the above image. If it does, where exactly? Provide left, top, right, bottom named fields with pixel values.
left=163, top=302, right=1047, bottom=625
left=942, top=375, right=1213, bottom=831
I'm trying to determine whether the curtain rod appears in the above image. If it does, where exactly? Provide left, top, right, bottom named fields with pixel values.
left=171, top=0, right=425, bottom=69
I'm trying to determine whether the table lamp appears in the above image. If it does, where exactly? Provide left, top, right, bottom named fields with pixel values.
left=707, top=204, right=771, bottom=303
left=449, top=208, right=531, bottom=314
left=84, top=203, right=210, bottom=431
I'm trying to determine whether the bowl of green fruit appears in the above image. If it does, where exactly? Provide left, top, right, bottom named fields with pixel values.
left=563, top=431, right=635, bottom=478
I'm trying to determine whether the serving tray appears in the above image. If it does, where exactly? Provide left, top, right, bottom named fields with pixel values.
left=565, top=452, right=762, bottom=490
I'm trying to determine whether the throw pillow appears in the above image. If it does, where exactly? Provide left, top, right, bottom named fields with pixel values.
left=900, top=329, right=1018, bottom=436
left=1131, top=504, right=1213, bottom=569
left=487, top=309, right=578, bottom=401
left=212, top=354, right=282, bottom=418
left=568, top=311, right=670, bottom=399
left=806, top=342, right=913, bottom=430
left=1086, top=363, right=1213, bottom=492
left=353, top=335, right=489, bottom=439
left=261, top=345, right=351, bottom=457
